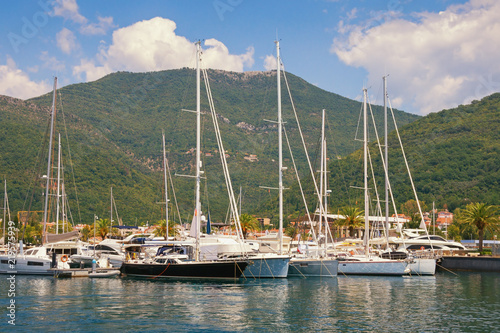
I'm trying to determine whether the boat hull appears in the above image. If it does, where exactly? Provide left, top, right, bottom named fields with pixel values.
left=408, top=258, right=436, bottom=275
left=243, top=255, right=290, bottom=278
left=338, top=260, right=409, bottom=276
left=287, top=258, right=338, bottom=277
left=0, top=256, right=53, bottom=275
left=120, top=260, right=249, bottom=279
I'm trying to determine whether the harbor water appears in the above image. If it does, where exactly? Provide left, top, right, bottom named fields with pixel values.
left=2, top=272, right=499, bottom=332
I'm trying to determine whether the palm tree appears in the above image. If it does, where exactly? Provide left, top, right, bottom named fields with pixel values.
left=96, top=218, right=110, bottom=240
left=337, top=206, right=364, bottom=238
left=80, top=225, right=92, bottom=242
left=458, top=203, right=499, bottom=253
left=239, top=214, right=259, bottom=239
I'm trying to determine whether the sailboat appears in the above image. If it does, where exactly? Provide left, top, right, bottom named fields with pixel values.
left=262, top=41, right=337, bottom=278
left=120, top=42, right=249, bottom=279
left=376, top=76, right=437, bottom=275
left=0, top=78, right=84, bottom=275
left=337, top=88, right=410, bottom=276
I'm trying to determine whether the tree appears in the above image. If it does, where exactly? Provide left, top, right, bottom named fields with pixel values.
left=96, top=218, right=110, bottom=240
left=458, top=203, right=499, bottom=253
left=337, top=206, right=364, bottom=238
left=285, top=225, right=298, bottom=240
left=153, top=219, right=175, bottom=238
left=239, top=214, right=259, bottom=239
left=400, top=199, right=428, bottom=228
left=80, top=225, right=92, bottom=242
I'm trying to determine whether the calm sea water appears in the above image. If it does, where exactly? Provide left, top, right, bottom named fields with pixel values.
left=2, top=272, right=499, bottom=332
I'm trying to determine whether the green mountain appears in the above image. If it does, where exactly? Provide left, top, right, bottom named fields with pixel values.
left=315, top=93, right=500, bottom=216
left=0, top=68, right=418, bottom=225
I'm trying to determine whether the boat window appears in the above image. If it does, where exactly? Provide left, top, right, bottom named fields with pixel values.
left=27, top=261, right=44, bottom=266
left=1, top=260, right=8, bottom=264
left=25, top=250, right=34, bottom=255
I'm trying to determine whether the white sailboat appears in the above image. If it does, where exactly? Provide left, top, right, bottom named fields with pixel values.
left=377, top=76, right=437, bottom=275
left=0, top=78, right=84, bottom=275
left=120, top=42, right=249, bottom=279
left=263, top=41, right=336, bottom=277
left=337, top=88, right=409, bottom=276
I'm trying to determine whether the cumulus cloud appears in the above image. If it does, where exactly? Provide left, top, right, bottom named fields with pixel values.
left=80, top=16, right=116, bottom=35
left=40, top=51, right=66, bottom=71
left=52, top=0, right=115, bottom=35
left=73, top=17, right=255, bottom=82
left=263, top=55, right=277, bottom=71
left=332, top=0, right=500, bottom=114
left=52, top=0, right=87, bottom=24
left=56, top=28, right=78, bottom=54
left=0, top=57, right=51, bottom=99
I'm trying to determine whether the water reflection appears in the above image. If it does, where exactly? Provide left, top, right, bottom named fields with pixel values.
left=1, top=272, right=499, bottom=331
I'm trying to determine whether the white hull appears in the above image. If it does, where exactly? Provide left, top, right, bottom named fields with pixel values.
left=408, top=258, right=436, bottom=275
left=288, top=258, right=338, bottom=277
left=338, top=258, right=409, bottom=276
left=0, top=255, right=54, bottom=275
left=243, top=254, right=290, bottom=278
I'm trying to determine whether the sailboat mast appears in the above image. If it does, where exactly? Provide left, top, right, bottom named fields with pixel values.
left=43, top=77, right=57, bottom=244
left=276, top=40, right=283, bottom=255
left=363, top=88, right=369, bottom=256
left=383, top=75, right=389, bottom=240
left=3, top=180, right=6, bottom=241
left=110, top=186, right=113, bottom=232
left=195, top=41, right=201, bottom=261
left=322, top=109, right=328, bottom=251
left=162, top=131, right=169, bottom=240
left=319, top=110, right=324, bottom=239
left=56, top=134, right=61, bottom=234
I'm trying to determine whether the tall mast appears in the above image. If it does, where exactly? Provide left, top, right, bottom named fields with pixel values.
left=3, top=180, right=6, bottom=241
left=195, top=41, right=201, bottom=260
left=56, top=133, right=61, bottom=234
left=363, top=88, right=369, bottom=256
left=162, top=131, right=169, bottom=240
left=319, top=110, right=324, bottom=240
left=276, top=40, right=283, bottom=255
left=43, top=77, right=57, bottom=244
left=322, top=109, right=328, bottom=251
left=110, top=186, right=113, bottom=233
left=383, top=75, right=389, bottom=240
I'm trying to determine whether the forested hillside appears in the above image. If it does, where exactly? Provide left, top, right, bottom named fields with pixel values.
left=1, top=68, right=418, bottom=225
left=291, top=93, right=500, bottom=219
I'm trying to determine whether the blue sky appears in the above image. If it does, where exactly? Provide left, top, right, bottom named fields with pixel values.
left=1, top=0, right=499, bottom=115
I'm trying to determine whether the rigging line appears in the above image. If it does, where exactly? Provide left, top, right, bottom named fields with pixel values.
left=202, top=67, right=244, bottom=241
left=21, top=110, right=52, bottom=242
left=281, top=67, right=328, bottom=235
left=367, top=141, right=385, bottom=241
left=325, top=116, right=352, bottom=206
left=166, top=150, right=182, bottom=225
left=283, top=125, right=317, bottom=242
left=367, top=97, right=400, bottom=242
left=388, top=97, right=432, bottom=242
left=58, top=91, right=83, bottom=225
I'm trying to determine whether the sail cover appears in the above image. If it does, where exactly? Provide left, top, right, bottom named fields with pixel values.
left=45, top=230, right=80, bottom=243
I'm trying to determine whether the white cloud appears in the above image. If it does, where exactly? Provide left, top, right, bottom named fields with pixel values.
left=332, top=0, right=500, bottom=114
left=52, top=0, right=115, bottom=36
left=263, top=55, right=277, bottom=71
left=73, top=17, right=255, bottom=82
left=40, top=51, right=65, bottom=71
left=56, top=28, right=78, bottom=54
left=52, top=0, right=87, bottom=24
left=80, top=16, right=116, bottom=35
left=0, top=57, right=51, bottom=99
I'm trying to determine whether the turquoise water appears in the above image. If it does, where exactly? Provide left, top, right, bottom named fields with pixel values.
left=2, top=272, right=499, bottom=332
